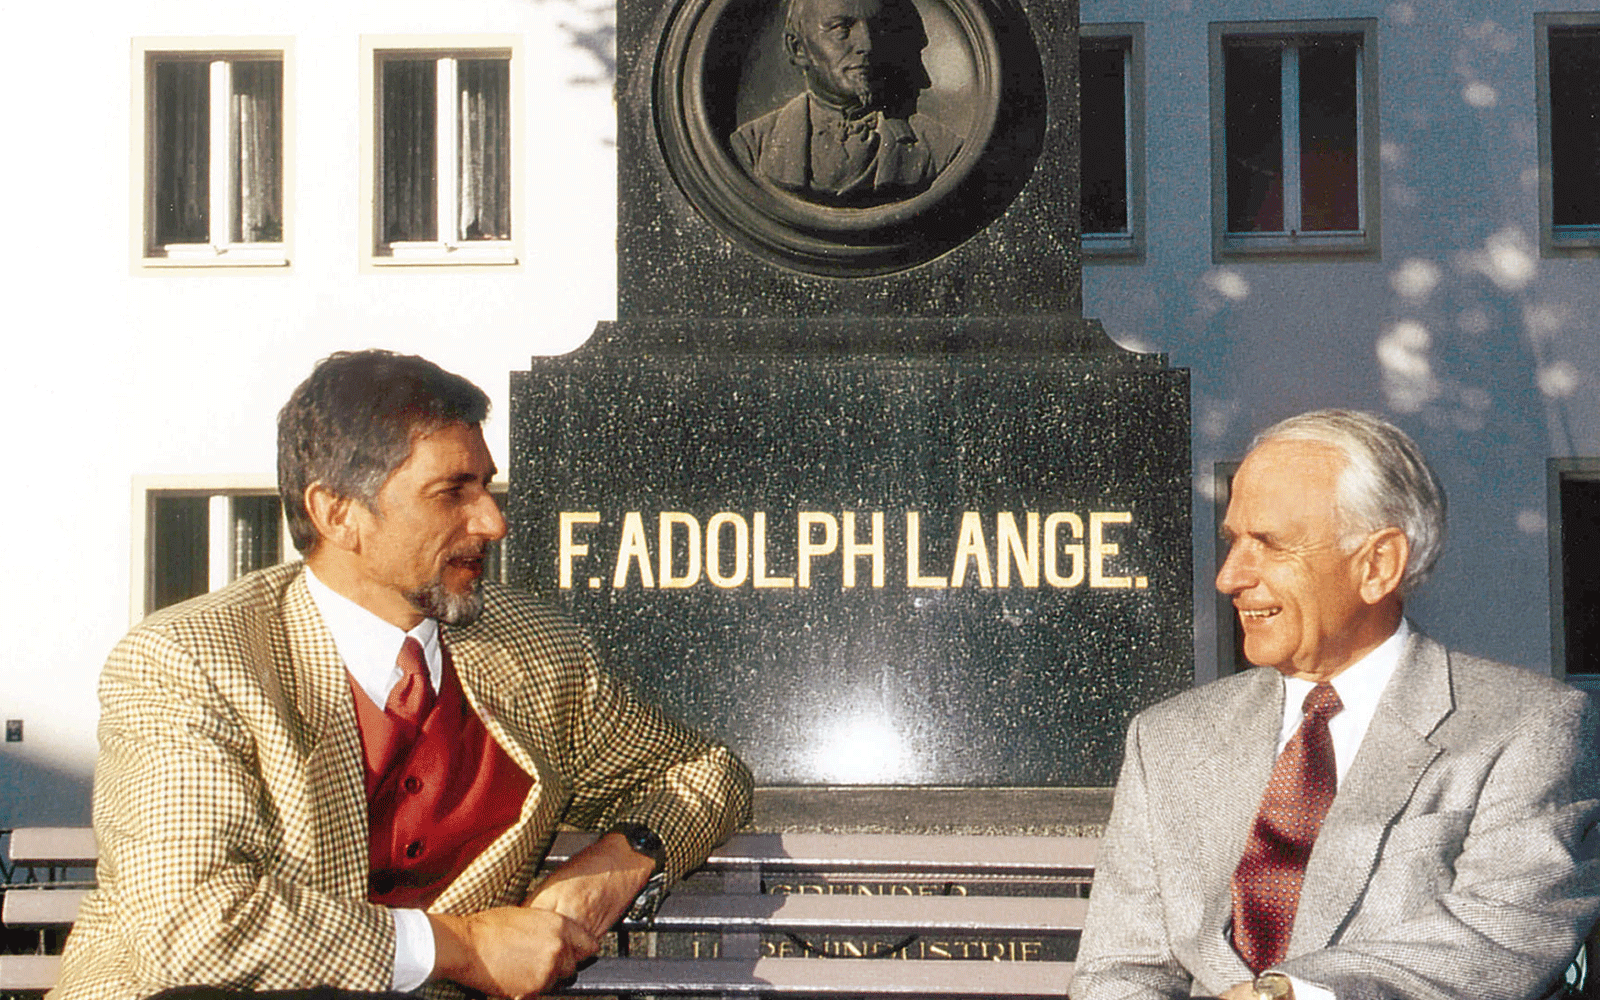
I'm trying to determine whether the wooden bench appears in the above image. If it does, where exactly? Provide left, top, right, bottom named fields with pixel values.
left=1, top=827, right=1092, bottom=998
left=0, top=828, right=97, bottom=993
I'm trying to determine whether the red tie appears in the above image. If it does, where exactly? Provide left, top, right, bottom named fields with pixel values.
left=386, top=637, right=436, bottom=725
left=1231, top=683, right=1343, bottom=973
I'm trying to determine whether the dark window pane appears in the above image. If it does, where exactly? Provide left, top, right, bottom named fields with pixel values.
left=231, top=495, right=282, bottom=579
left=1299, top=37, right=1361, bottom=231
left=1550, top=28, right=1600, bottom=228
left=1225, top=41, right=1283, bottom=232
left=150, top=496, right=209, bottom=613
left=458, top=59, right=511, bottom=241
left=382, top=60, right=437, bottom=242
left=1080, top=43, right=1128, bottom=235
left=484, top=537, right=505, bottom=585
left=1561, top=476, right=1600, bottom=675
left=153, top=60, right=210, bottom=244
left=230, top=61, right=284, bottom=243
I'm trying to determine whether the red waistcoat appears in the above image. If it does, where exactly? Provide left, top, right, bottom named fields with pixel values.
left=348, top=648, right=533, bottom=908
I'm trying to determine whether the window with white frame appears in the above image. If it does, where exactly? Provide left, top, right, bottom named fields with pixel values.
left=140, top=46, right=288, bottom=266
left=134, top=479, right=509, bottom=620
left=1210, top=22, right=1378, bottom=259
left=137, top=483, right=290, bottom=618
left=1080, top=25, right=1144, bottom=259
left=369, top=45, right=517, bottom=265
left=1537, top=16, right=1600, bottom=255
left=1549, top=459, right=1600, bottom=686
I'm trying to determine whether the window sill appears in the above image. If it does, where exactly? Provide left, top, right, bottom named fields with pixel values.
left=372, top=241, right=518, bottom=267
left=1546, top=225, right=1600, bottom=257
left=143, top=243, right=289, bottom=268
left=1084, top=232, right=1142, bottom=262
left=1215, top=229, right=1376, bottom=261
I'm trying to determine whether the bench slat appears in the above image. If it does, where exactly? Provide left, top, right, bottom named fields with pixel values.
left=650, top=893, right=1087, bottom=934
left=3, top=888, right=89, bottom=926
left=8, top=828, right=98, bottom=866
left=0, top=955, right=63, bottom=991
left=568, top=957, right=1075, bottom=996
left=11, top=828, right=1097, bottom=877
left=550, top=832, right=1098, bottom=875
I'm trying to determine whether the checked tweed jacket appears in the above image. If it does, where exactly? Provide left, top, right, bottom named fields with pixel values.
left=1071, top=632, right=1600, bottom=1000
left=52, top=562, right=751, bottom=1000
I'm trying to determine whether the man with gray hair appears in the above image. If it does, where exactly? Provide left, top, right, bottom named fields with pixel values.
left=1072, top=409, right=1600, bottom=1000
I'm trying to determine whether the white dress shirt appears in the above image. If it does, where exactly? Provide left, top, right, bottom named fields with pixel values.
left=304, top=567, right=438, bottom=992
left=1270, top=619, right=1411, bottom=1000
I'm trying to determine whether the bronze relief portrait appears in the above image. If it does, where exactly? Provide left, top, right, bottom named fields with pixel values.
left=655, top=0, right=1044, bottom=275
left=730, top=0, right=963, bottom=206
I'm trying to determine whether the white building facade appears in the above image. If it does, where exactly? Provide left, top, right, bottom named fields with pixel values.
left=0, top=0, right=1594, bottom=824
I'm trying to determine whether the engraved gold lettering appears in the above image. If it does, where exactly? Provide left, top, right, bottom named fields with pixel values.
left=612, top=511, right=655, bottom=589
left=949, top=511, right=994, bottom=588
left=905, top=511, right=947, bottom=588
left=753, top=512, right=795, bottom=588
left=705, top=512, right=750, bottom=588
left=658, top=512, right=702, bottom=588
left=1090, top=511, right=1134, bottom=588
left=1044, top=512, right=1086, bottom=587
left=997, top=512, right=1040, bottom=588
left=797, top=512, right=839, bottom=589
left=557, top=512, right=599, bottom=590
left=842, top=511, right=885, bottom=588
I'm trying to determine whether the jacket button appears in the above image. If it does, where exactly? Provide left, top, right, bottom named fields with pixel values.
left=405, top=840, right=424, bottom=859
left=404, top=776, right=423, bottom=794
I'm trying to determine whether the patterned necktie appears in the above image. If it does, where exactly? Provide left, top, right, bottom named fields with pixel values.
left=1231, top=682, right=1343, bottom=973
left=386, top=636, right=435, bottom=725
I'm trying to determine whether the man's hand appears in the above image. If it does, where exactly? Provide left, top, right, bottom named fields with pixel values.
left=1219, top=982, right=1257, bottom=1000
left=523, top=831, right=658, bottom=939
left=428, top=905, right=598, bottom=998
left=427, top=833, right=656, bottom=997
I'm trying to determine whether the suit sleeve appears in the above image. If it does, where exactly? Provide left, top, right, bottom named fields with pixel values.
left=547, top=630, right=752, bottom=882
left=1278, top=688, right=1600, bottom=1000
left=1069, top=714, right=1198, bottom=1000
left=83, top=624, right=395, bottom=993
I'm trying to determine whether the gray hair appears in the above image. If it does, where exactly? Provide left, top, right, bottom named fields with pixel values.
left=277, top=349, right=489, bottom=554
left=1252, top=409, right=1447, bottom=596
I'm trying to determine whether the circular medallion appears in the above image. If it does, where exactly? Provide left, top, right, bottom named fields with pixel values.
left=655, top=0, right=1044, bottom=276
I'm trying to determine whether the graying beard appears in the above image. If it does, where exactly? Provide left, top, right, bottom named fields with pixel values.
left=407, top=579, right=486, bottom=627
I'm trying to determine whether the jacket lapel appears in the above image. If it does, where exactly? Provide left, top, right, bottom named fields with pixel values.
left=1193, top=668, right=1286, bottom=983
left=278, top=569, right=372, bottom=900
left=1287, top=632, right=1452, bottom=955
left=761, top=95, right=814, bottom=191
left=432, top=626, right=563, bottom=913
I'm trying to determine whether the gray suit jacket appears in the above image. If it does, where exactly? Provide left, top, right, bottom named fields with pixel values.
left=1071, top=632, right=1600, bottom=1000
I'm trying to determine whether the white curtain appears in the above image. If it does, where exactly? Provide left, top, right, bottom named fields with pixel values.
left=231, top=61, right=284, bottom=243
left=457, top=59, right=511, bottom=241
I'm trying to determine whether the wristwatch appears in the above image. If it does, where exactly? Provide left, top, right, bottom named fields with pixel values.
left=609, top=822, right=669, bottom=923
left=1252, top=972, right=1294, bottom=1000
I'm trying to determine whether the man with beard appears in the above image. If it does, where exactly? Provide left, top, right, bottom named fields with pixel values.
left=55, top=350, right=751, bottom=1000
left=730, top=0, right=962, bottom=204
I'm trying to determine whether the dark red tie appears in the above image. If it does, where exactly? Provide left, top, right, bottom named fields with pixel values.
left=386, top=637, right=435, bottom=725
left=1231, top=683, right=1343, bottom=973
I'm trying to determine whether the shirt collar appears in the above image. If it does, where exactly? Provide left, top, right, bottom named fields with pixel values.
left=304, top=565, right=441, bottom=709
left=1279, top=618, right=1411, bottom=757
